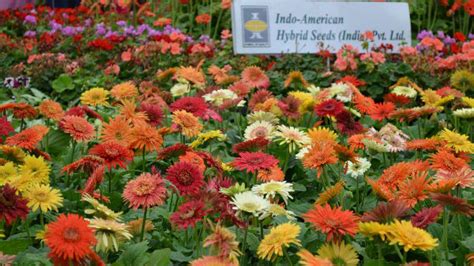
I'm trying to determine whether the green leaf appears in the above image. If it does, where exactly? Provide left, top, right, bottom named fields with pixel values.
left=147, top=248, right=171, bottom=266
left=170, top=251, right=193, bottom=262
left=116, top=241, right=149, bottom=266
left=51, top=74, right=74, bottom=93
left=0, top=239, right=31, bottom=254
left=13, top=247, right=52, bottom=266
left=461, top=235, right=474, bottom=250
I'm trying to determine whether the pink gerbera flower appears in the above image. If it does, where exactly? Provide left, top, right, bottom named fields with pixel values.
left=231, top=152, right=279, bottom=173
left=123, top=173, right=167, bottom=209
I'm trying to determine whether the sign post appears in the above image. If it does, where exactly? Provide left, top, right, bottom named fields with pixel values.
left=231, top=0, right=411, bottom=54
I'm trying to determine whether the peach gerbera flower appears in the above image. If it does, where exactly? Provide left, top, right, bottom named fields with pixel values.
left=171, top=110, right=203, bottom=137
left=241, top=66, right=270, bottom=89
left=175, top=66, right=205, bottom=85
left=101, top=116, right=132, bottom=146
left=38, top=99, right=64, bottom=121
left=123, top=172, right=167, bottom=209
left=60, top=116, right=95, bottom=142
left=110, top=81, right=138, bottom=100
left=129, top=122, right=163, bottom=152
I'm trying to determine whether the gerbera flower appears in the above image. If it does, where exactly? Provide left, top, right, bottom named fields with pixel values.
left=123, top=173, right=167, bottom=209
left=278, top=95, right=302, bottom=120
left=307, top=127, right=338, bottom=144
left=302, top=142, right=338, bottom=177
left=386, top=220, right=438, bottom=252
left=231, top=191, right=270, bottom=217
left=298, top=249, right=333, bottom=266
left=453, top=108, right=474, bottom=118
left=397, top=172, right=430, bottom=208
left=247, top=111, right=279, bottom=125
left=89, top=141, right=134, bottom=170
left=438, top=128, right=474, bottom=153
left=0, top=117, right=13, bottom=137
left=284, top=70, right=309, bottom=88
left=241, top=66, right=270, bottom=89
left=127, top=218, right=154, bottom=236
left=273, top=125, right=310, bottom=153
left=156, top=143, right=191, bottom=160
left=368, top=102, right=395, bottom=121
left=411, top=205, right=443, bottom=229
left=65, top=106, right=103, bottom=120
left=24, top=184, right=63, bottom=213
left=0, top=184, right=29, bottom=224
left=303, top=204, right=359, bottom=241
left=314, top=99, right=345, bottom=117
left=60, top=115, right=95, bottom=142
left=175, top=66, right=206, bottom=86
left=170, top=200, right=208, bottom=229
left=44, top=214, right=96, bottom=264
left=392, top=86, right=417, bottom=98
left=203, top=89, right=239, bottom=107
left=101, top=116, right=132, bottom=146
left=110, top=81, right=138, bottom=100
left=139, top=102, right=164, bottom=127
left=204, top=223, right=241, bottom=263
left=170, top=96, right=208, bottom=118
left=0, top=145, right=26, bottom=164
left=171, top=110, right=203, bottom=137
left=128, top=122, right=163, bottom=152
left=190, top=256, right=236, bottom=266
left=0, top=162, right=16, bottom=185
left=244, top=121, right=275, bottom=141
left=257, top=165, right=285, bottom=182
left=88, top=218, right=132, bottom=252
left=19, top=155, right=50, bottom=185
left=229, top=80, right=251, bottom=97
left=62, top=155, right=104, bottom=175
left=436, top=167, right=474, bottom=188
left=384, top=93, right=411, bottom=105
left=231, top=152, right=279, bottom=173
left=346, top=157, right=371, bottom=178
left=257, top=223, right=301, bottom=261
left=358, top=221, right=392, bottom=240
left=117, top=100, right=148, bottom=126
left=82, top=194, right=122, bottom=221
left=431, top=193, right=474, bottom=217
left=11, top=103, right=37, bottom=120
left=232, top=137, right=270, bottom=154
left=317, top=242, right=359, bottom=266
left=252, top=181, right=294, bottom=204
left=315, top=181, right=345, bottom=205
left=178, top=152, right=206, bottom=173
left=80, top=87, right=110, bottom=106
left=335, top=111, right=365, bottom=136
left=38, top=99, right=64, bottom=121
left=190, top=130, right=226, bottom=148
left=166, top=161, right=204, bottom=196
left=5, top=125, right=49, bottom=150
left=406, top=138, right=442, bottom=151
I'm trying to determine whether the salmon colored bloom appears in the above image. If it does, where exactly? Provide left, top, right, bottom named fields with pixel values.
left=60, top=116, right=95, bottom=142
left=170, top=200, right=208, bottom=229
left=195, top=13, right=211, bottom=24
left=175, top=66, right=206, bottom=86
left=241, top=66, right=270, bottom=89
left=232, top=152, right=279, bottom=174
left=298, top=249, right=333, bottom=266
left=257, top=165, right=285, bottom=182
left=38, top=99, right=64, bottom=121
left=171, top=110, right=203, bottom=137
left=123, top=173, right=167, bottom=209
left=89, top=141, right=134, bottom=170
left=6, top=125, right=49, bottom=150
left=304, top=204, right=359, bottom=241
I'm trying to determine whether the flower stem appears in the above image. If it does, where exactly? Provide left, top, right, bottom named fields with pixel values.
left=442, top=208, right=449, bottom=261
left=40, top=211, right=44, bottom=228
left=140, top=207, right=148, bottom=242
left=142, top=147, right=146, bottom=172
left=283, top=248, right=294, bottom=266
left=394, top=245, right=405, bottom=263
left=240, top=223, right=249, bottom=265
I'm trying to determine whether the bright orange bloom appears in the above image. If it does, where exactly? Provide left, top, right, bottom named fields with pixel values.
left=60, top=116, right=95, bottom=142
left=171, top=110, right=203, bottom=137
left=101, top=116, right=132, bottom=146
left=110, top=81, right=138, bottom=100
left=298, top=249, right=333, bottom=266
left=38, top=99, right=64, bottom=121
left=44, top=214, right=96, bottom=264
left=241, top=66, right=270, bottom=89
left=257, top=165, right=285, bottom=182
left=284, top=71, right=309, bottom=88
left=89, top=141, right=134, bottom=170
left=304, top=204, right=359, bottom=242
left=6, top=125, right=49, bottom=150
left=179, top=152, right=206, bottom=173
left=175, top=66, right=206, bottom=85
left=117, top=100, right=148, bottom=126
left=302, top=142, right=338, bottom=177
left=368, top=102, right=395, bottom=121
left=397, top=172, right=430, bottom=208
left=0, top=102, right=38, bottom=119
left=406, top=138, right=443, bottom=151
left=430, top=149, right=468, bottom=173
left=195, top=13, right=211, bottom=24
left=347, top=133, right=366, bottom=150
left=352, top=92, right=375, bottom=115
left=129, top=122, right=163, bottom=152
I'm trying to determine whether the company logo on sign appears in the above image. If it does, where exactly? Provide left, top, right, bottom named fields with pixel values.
left=242, top=6, right=270, bottom=47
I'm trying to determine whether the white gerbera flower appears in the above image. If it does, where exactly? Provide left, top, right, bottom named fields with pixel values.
left=329, top=82, right=352, bottom=102
left=203, top=89, right=238, bottom=106
left=346, top=157, right=371, bottom=178
left=273, top=125, right=311, bottom=153
left=252, top=181, right=294, bottom=204
left=306, top=84, right=321, bottom=96
left=247, top=111, right=279, bottom=125
left=295, top=145, right=310, bottom=160
left=244, top=121, right=275, bottom=140
left=392, top=86, right=417, bottom=98
left=170, top=83, right=190, bottom=97
left=231, top=191, right=270, bottom=217
left=453, top=108, right=474, bottom=118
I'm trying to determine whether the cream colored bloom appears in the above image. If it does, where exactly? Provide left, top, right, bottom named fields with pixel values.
left=231, top=191, right=270, bottom=217
left=273, top=125, right=310, bottom=153
left=244, top=121, right=275, bottom=140
left=392, top=86, right=417, bottom=98
left=453, top=108, right=474, bottom=118
left=247, top=111, right=279, bottom=125
left=170, top=82, right=190, bottom=97
left=203, top=89, right=238, bottom=106
left=252, top=181, right=294, bottom=204
left=346, top=157, right=371, bottom=178
left=88, top=218, right=132, bottom=252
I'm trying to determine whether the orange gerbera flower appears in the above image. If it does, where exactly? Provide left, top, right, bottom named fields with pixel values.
left=406, top=138, right=442, bottom=151
left=156, top=67, right=177, bottom=81
left=257, top=165, right=285, bottom=182
left=60, top=116, right=95, bottom=142
left=307, top=127, right=338, bottom=145
left=284, top=70, right=309, bottom=88
left=397, top=172, right=430, bottom=208
left=347, top=133, right=366, bottom=150
left=352, top=92, right=375, bottom=115
left=303, top=204, right=359, bottom=242
left=179, top=151, right=206, bottom=173
left=298, top=249, right=333, bottom=266
left=117, top=100, right=148, bottom=126
left=430, top=149, right=468, bottom=173
left=129, top=122, right=163, bottom=152
left=241, top=66, right=270, bottom=89
left=5, top=125, right=49, bottom=150
left=44, top=214, right=96, bottom=264
left=110, top=81, right=138, bottom=100
left=3, top=102, right=38, bottom=120
left=302, top=142, right=338, bottom=177
left=175, top=66, right=206, bottom=85
left=38, top=99, right=64, bottom=121
left=101, top=116, right=132, bottom=146
left=368, top=102, right=395, bottom=121
left=171, top=110, right=203, bottom=137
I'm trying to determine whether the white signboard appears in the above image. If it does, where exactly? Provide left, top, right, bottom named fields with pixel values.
left=231, top=0, right=411, bottom=54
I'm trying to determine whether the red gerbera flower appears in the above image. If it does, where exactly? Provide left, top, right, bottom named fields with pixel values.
left=157, top=143, right=191, bottom=160
left=232, top=136, right=270, bottom=154
left=5, top=125, right=49, bottom=150
left=44, top=214, right=96, bottom=264
left=82, top=166, right=105, bottom=196
left=170, top=96, right=208, bottom=118
left=166, top=161, right=205, bottom=196
left=0, top=184, right=29, bottom=225
left=139, top=102, right=164, bottom=127
left=11, top=102, right=37, bottom=120
left=368, top=102, right=395, bottom=121
left=123, top=172, right=167, bottom=209
left=62, top=155, right=104, bottom=175
left=335, top=111, right=365, bottom=136
left=384, top=93, right=411, bottom=105
left=170, top=200, right=208, bottom=229
left=0, top=116, right=14, bottom=137
left=411, top=205, right=443, bottom=229
left=314, top=99, right=345, bottom=117
left=65, top=106, right=103, bottom=121
left=89, top=141, right=134, bottom=170
left=303, top=204, right=359, bottom=242
left=278, top=95, right=301, bottom=120
left=361, top=200, right=410, bottom=223
left=231, top=152, right=279, bottom=173
left=60, top=115, right=95, bottom=142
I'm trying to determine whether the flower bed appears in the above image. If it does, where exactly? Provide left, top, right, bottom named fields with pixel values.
left=0, top=4, right=474, bottom=266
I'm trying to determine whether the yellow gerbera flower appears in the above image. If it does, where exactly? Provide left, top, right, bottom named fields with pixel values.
left=257, top=223, right=301, bottom=261
left=317, top=241, right=359, bottom=266
left=289, top=91, right=315, bottom=113
left=308, top=127, right=338, bottom=144
left=88, top=218, right=132, bottom=253
left=385, top=220, right=438, bottom=252
left=19, top=155, right=50, bottom=185
left=358, top=221, right=391, bottom=240
left=80, top=87, right=110, bottom=106
left=0, top=145, right=26, bottom=163
left=0, top=162, right=17, bottom=185
left=24, top=184, right=63, bottom=212
left=462, top=97, right=474, bottom=108
left=298, top=249, right=333, bottom=266
left=438, top=128, right=474, bottom=153
left=190, top=130, right=226, bottom=148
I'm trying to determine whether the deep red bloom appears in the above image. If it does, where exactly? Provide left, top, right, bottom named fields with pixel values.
left=278, top=95, right=301, bottom=120
left=314, top=99, right=345, bottom=117
left=361, top=200, right=410, bottom=223
left=231, top=152, right=279, bottom=173
left=454, top=32, right=466, bottom=42
left=157, top=143, right=191, bottom=160
left=411, top=205, right=443, bottom=229
left=166, top=161, right=205, bottom=196
left=335, top=111, right=365, bottom=136
left=170, top=96, right=208, bottom=118
left=88, top=38, right=114, bottom=51
left=89, top=141, right=134, bottom=170
left=384, top=93, right=411, bottom=105
left=65, top=106, right=103, bottom=120
left=368, top=102, right=395, bottom=121
left=0, top=116, right=14, bottom=137
left=170, top=200, right=208, bottom=229
left=0, top=184, right=29, bottom=225
left=139, top=102, right=164, bottom=126
left=232, top=136, right=270, bottom=154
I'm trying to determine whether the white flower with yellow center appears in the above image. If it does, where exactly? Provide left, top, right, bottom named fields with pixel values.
left=453, top=108, right=474, bottom=118
left=231, top=191, right=270, bottom=217
left=329, top=83, right=352, bottom=102
left=203, top=89, right=238, bottom=106
left=392, top=86, right=417, bottom=98
left=306, top=84, right=321, bottom=96
left=247, top=111, right=279, bottom=125
left=295, top=145, right=310, bottom=160
left=244, top=121, right=275, bottom=141
left=170, top=82, right=190, bottom=97
left=346, top=157, right=371, bottom=178
left=273, top=125, right=311, bottom=153
left=252, top=181, right=294, bottom=204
